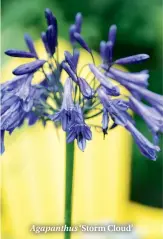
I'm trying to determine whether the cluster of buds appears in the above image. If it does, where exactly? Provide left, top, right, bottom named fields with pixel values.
left=1, top=9, right=163, bottom=160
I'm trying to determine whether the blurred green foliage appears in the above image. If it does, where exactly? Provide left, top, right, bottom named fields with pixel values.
left=2, top=0, right=163, bottom=208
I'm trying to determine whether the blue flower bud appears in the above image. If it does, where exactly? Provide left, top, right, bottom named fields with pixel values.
left=69, top=24, right=77, bottom=45
left=45, top=8, right=58, bottom=43
left=115, top=54, right=150, bottom=64
left=64, top=51, right=76, bottom=72
left=105, top=41, right=113, bottom=63
left=24, top=33, right=38, bottom=58
left=108, top=24, right=117, bottom=46
left=62, top=62, right=78, bottom=82
left=89, top=64, right=120, bottom=96
left=74, top=33, right=91, bottom=53
left=41, top=32, right=50, bottom=54
left=5, top=49, right=35, bottom=58
left=46, top=25, right=57, bottom=55
left=75, top=12, right=83, bottom=33
left=13, top=60, right=46, bottom=75
left=78, top=77, right=94, bottom=99
left=109, top=67, right=149, bottom=87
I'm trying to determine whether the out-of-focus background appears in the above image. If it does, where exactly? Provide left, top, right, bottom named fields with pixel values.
left=2, top=0, right=163, bottom=208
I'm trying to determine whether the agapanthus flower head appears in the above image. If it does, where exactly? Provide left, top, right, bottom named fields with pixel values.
left=1, top=8, right=162, bottom=160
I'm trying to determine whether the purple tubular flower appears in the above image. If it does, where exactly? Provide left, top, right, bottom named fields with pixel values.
left=67, top=105, right=92, bottom=151
left=12, top=75, right=34, bottom=112
left=129, top=96, right=163, bottom=134
left=64, top=51, right=76, bottom=72
left=1, top=75, right=34, bottom=124
left=1, top=75, right=28, bottom=95
left=41, top=32, right=50, bottom=54
left=78, top=77, right=94, bottom=99
left=112, top=99, right=129, bottom=111
left=0, top=131, right=5, bottom=155
left=24, top=33, right=38, bottom=58
left=108, top=24, right=117, bottom=46
left=62, top=62, right=78, bottom=82
left=13, top=60, right=46, bottom=75
left=69, top=24, right=77, bottom=45
left=125, top=121, right=160, bottom=160
left=114, top=54, right=150, bottom=64
left=0, top=75, right=48, bottom=147
left=5, top=49, right=36, bottom=58
left=108, top=67, right=149, bottom=87
left=67, top=123, right=92, bottom=151
left=75, top=12, right=83, bottom=33
left=124, top=82, right=163, bottom=114
left=97, top=87, right=128, bottom=126
left=49, top=78, right=76, bottom=131
left=15, top=74, right=33, bottom=101
left=46, top=25, right=57, bottom=55
left=44, top=9, right=58, bottom=46
left=89, top=64, right=120, bottom=96
left=45, top=8, right=58, bottom=34
left=1, top=98, right=26, bottom=130
left=74, top=33, right=91, bottom=53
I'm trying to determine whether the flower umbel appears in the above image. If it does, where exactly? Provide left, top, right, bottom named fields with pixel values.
left=1, top=8, right=162, bottom=160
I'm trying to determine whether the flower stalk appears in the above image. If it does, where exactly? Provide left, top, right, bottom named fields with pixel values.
left=64, top=135, right=75, bottom=239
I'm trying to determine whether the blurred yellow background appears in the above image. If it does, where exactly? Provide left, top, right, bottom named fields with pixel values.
left=1, top=39, right=163, bottom=239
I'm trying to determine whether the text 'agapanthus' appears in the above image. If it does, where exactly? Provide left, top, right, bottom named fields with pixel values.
left=1, top=9, right=163, bottom=160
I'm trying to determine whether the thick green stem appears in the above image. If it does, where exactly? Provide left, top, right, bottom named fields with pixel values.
left=64, top=137, right=75, bottom=239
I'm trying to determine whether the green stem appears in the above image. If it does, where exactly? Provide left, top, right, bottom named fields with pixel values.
left=64, top=137, right=75, bottom=239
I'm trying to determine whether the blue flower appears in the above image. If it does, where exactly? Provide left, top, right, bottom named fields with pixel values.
left=13, top=60, right=46, bottom=75
left=49, top=78, right=77, bottom=131
left=89, top=64, right=120, bottom=96
left=129, top=96, right=163, bottom=139
left=69, top=12, right=83, bottom=45
left=108, top=67, right=149, bottom=87
left=24, top=33, right=38, bottom=58
left=125, top=121, right=160, bottom=160
left=67, top=106, right=92, bottom=151
left=44, top=8, right=58, bottom=55
left=78, top=77, right=94, bottom=99
left=5, top=49, right=36, bottom=58
left=123, top=82, right=163, bottom=115
left=0, top=74, right=48, bottom=153
left=97, top=87, right=129, bottom=126
left=1, top=96, right=26, bottom=131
